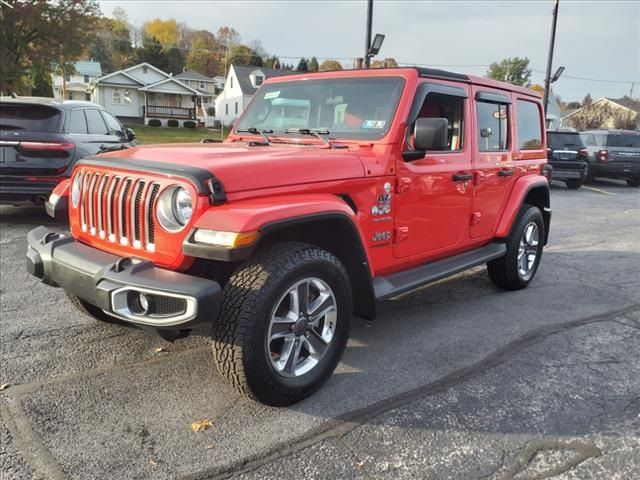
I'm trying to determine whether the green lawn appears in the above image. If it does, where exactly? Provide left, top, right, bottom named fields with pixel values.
left=125, top=124, right=230, bottom=144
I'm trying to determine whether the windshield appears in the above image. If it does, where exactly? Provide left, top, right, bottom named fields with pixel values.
left=607, top=134, right=640, bottom=148
left=235, top=77, right=405, bottom=140
left=547, top=133, right=584, bottom=149
left=0, top=104, right=62, bottom=132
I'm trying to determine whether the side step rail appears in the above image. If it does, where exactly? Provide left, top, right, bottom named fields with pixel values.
left=373, top=242, right=507, bottom=300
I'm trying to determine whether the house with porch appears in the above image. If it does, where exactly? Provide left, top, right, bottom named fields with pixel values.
left=89, top=63, right=214, bottom=126
left=51, top=60, right=102, bottom=101
left=214, top=64, right=297, bottom=124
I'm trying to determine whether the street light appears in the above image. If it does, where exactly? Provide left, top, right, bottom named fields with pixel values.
left=551, top=66, right=565, bottom=83
left=543, top=0, right=560, bottom=113
left=363, top=0, right=386, bottom=68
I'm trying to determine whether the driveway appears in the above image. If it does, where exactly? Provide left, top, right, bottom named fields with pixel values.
left=1, top=179, right=638, bottom=480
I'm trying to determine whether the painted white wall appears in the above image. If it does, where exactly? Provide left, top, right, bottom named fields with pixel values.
left=98, top=85, right=143, bottom=118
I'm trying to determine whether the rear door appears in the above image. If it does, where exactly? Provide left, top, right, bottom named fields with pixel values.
left=84, top=108, right=125, bottom=153
left=0, top=103, right=75, bottom=176
left=469, top=89, right=515, bottom=239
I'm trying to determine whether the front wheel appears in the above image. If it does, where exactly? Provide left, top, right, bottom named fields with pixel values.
left=565, top=179, right=583, bottom=189
left=627, top=177, right=640, bottom=187
left=487, top=205, right=544, bottom=290
left=212, top=242, right=352, bottom=406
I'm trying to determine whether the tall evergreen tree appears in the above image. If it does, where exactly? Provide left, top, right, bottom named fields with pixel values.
left=308, top=57, right=319, bottom=72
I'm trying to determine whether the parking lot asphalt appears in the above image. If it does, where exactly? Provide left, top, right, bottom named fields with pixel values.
left=1, top=179, right=638, bottom=480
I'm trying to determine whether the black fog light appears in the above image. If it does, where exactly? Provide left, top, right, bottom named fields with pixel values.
left=128, top=291, right=150, bottom=315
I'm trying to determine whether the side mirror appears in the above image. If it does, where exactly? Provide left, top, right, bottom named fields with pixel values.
left=402, top=117, right=449, bottom=161
left=480, top=127, right=492, bottom=138
left=126, top=128, right=136, bottom=142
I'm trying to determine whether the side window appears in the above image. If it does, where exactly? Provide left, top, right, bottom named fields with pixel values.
left=101, top=111, right=124, bottom=137
left=85, top=109, right=109, bottom=135
left=477, top=102, right=509, bottom=151
left=69, top=110, right=87, bottom=134
left=413, top=92, right=465, bottom=151
left=516, top=100, right=542, bottom=150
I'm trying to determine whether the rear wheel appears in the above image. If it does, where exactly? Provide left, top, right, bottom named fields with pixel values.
left=487, top=205, right=544, bottom=290
left=212, top=242, right=352, bottom=406
left=626, top=177, right=640, bottom=187
left=565, top=179, right=583, bottom=189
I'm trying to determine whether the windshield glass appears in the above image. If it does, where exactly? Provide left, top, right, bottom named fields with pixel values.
left=547, top=133, right=584, bottom=149
left=235, top=77, right=405, bottom=140
left=607, top=134, right=640, bottom=148
left=0, top=104, right=62, bottom=132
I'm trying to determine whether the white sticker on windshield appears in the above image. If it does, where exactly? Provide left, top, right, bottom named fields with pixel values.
left=363, top=120, right=386, bottom=129
left=264, top=91, right=280, bottom=100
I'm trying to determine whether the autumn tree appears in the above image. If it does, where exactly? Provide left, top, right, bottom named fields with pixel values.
left=217, top=26, right=240, bottom=48
left=569, top=103, right=612, bottom=130
left=228, top=44, right=263, bottom=67
left=186, top=30, right=222, bottom=76
left=486, top=57, right=532, bottom=86
left=319, top=59, right=343, bottom=71
left=371, top=57, right=398, bottom=68
left=565, top=101, right=581, bottom=109
left=582, top=93, right=593, bottom=106
left=612, top=111, right=638, bottom=130
left=308, top=56, right=319, bottom=72
left=0, top=0, right=100, bottom=94
left=144, top=18, right=179, bottom=47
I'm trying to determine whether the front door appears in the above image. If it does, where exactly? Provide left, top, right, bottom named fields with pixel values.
left=394, top=81, right=474, bottom=259
left=470, top=88, right=516, bottom=239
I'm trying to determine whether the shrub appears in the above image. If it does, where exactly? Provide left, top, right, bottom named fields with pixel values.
left=184, top=120, right=197, bottom=129
left=148, top=119, right=161, bottom=127
left=167, top=119, right=179, bottom=128
left=206, top=106, right=216, bottom=116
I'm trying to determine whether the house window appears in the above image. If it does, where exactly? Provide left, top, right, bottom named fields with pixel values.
left=203, top=97, right=209, bottom=104
left=199, top=81, right=205, bottom=89
left=477, top=102, right=509, bottom=152
left=65, top=74, right=71, bottom=82
left=84, top=75, right=90, bottom=83
left=516, top=100, right=543, bottom=150
left=112, top=88, right=132, bottom=104
left=67, top=91, right=73, bottom=100
left=85, top=93, right=91, bottom=101
left=225, top=104, right=229, bottom=115
left=143, top=65, right=148, bottom=74
left=230, top=77, right=233, bottom=88
left=254, top=76, right=263, bottom=86
left=235, top=102, right=238, bottom=114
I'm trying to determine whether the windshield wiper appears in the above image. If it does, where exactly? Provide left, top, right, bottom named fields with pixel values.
left=236, top=127, right=273, bottom=146
left=285, top=128, right=335, bottom=148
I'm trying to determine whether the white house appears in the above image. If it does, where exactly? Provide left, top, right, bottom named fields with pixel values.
left=214, top=65, right=296, bottom=124
left=90, top=63, right=214, bottom=126
left=51, top=61, right=102, bottom=101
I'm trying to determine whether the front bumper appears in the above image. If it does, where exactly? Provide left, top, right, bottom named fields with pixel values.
left=26, top=226, right=222, bottom=330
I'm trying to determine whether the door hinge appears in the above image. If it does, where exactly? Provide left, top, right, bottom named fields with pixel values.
left=394, top=226, right=409, bottom=243
left=396, top=177, right=412, bottom=193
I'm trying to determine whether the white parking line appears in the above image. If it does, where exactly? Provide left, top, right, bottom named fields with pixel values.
left=582, top=186, right=616, bottom=196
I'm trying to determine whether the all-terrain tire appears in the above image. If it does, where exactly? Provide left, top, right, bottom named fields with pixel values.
left=66, top=292, right=120, bottom=324
left=565, top=179, right=583, bottom=189
left=626, top=177, right=640, bottom=187
left=487, top=204, right=545, bottom=291
left=212, top=242, right=352, bottom=406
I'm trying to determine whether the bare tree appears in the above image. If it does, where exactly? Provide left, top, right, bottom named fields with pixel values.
left=569, top=103, right=613, bottom=130
left=612, top=111, right=638, bottom=130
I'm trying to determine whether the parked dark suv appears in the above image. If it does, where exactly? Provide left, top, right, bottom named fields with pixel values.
left=0, top=97, right=135, bottom=205
left=581, top=130, right=640, bottom=187
left=546, top=130, right=589, bottom=189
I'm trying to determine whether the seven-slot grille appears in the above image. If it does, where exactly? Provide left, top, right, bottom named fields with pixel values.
left=78, top=171, right=161, bottom=252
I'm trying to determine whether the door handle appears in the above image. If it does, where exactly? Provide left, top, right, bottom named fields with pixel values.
left=498, top=169, right=514, bottom=177
left=452, top=172, right=473, bottom=182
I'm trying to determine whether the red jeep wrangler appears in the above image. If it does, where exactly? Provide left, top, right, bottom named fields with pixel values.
left=27, top=68, right=551, bottom=405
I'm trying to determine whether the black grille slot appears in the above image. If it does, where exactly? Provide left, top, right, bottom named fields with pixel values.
left=109, top=177, right=120, bottom=238
left=134, top=181, right=146, bottom=242
left=148, top=295, right=187, bottom=318
left=147, top=184, right=160, bottom=245
left=120, top=179, right=132, bottom=239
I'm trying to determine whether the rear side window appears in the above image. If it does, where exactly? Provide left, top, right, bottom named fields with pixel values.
left=85, top=109, right=108, bottom=135
left=69, top=110, right=88, bottom=134
left=547, top=133, right=584, bottom=149
left=516, top=100, right=542, bottom=150
left=0, top=104, right=62, bottom=132
left=477, top=102, right=509, bottom=151
left=607, top=134, right=640, bottom=148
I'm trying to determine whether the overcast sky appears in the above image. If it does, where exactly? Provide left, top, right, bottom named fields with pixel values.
left=98, top=0, right=639, bottom=102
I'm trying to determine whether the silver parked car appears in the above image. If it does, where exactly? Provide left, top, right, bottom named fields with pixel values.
left=580, top=130, right=640, bottom=187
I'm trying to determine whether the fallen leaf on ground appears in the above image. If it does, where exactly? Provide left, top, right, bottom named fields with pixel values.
left=149, top=459, right=157, bottom=466
left=191, top=419, right=213, bottom=432
left=154, top=347, right=166, bottom=353
left=0, top=383, right=9, bottom=391
left=205, top=444, right=216, bottom=450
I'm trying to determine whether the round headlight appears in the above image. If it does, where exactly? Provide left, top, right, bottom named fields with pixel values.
left=71, top=172, right=82, bottom=208
left=172, top=187, right=193, bottom=225
left=157, top=186, right=193, bottom=232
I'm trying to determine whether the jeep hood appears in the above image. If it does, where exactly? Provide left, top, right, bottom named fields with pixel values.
left=98, top=143, right=366, bottom=193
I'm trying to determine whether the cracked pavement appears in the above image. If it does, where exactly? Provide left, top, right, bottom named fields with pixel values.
left=1, top=178, right=639, bottom=479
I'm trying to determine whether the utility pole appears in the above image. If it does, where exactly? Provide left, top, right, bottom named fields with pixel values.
left=543, top=0, right=560, bottom=114
left=364, top=0, right=373, bottom=68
